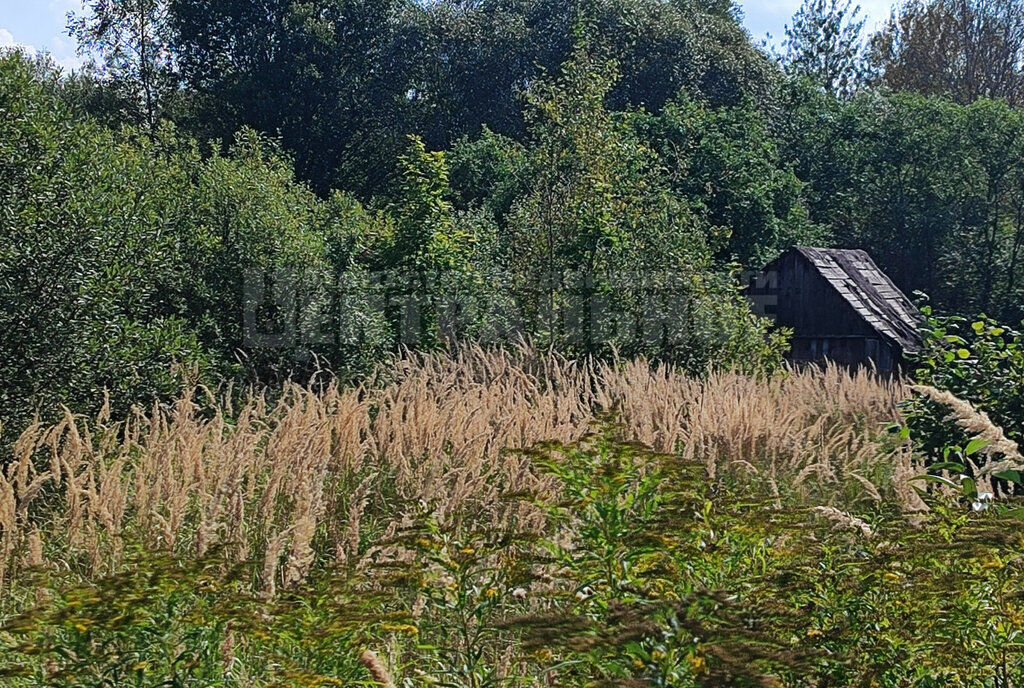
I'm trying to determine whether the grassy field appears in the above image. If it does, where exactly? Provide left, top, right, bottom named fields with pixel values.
left=1, top=348, right=1023, bottom=687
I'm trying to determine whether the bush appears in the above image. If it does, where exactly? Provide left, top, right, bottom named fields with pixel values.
left=0, top=52, right=390, bottom=435
left=8, top=427, right=1017, bottom=687
left=905, top=307, right=1024, bottom=464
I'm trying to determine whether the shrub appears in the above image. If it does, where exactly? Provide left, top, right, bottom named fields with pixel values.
left=905, top=308, right=1024, bottom=466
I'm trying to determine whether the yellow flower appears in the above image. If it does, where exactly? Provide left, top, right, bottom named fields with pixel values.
left=686, top=654, right=706, bottom=673
left=983, top=556, right=1005, bottom=570
left=380, top=623, right=419, bottom=635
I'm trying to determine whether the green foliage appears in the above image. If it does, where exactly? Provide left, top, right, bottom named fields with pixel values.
left=500, top=428, right=1024, bottom=687
left=447, top=129, right=530, bottom=219
left=0, top=52, right=388, bottom=430
left=0, top=48, right=788, bottom=440
left=55, top=0, right=1024, bottom=343
left=391, top=520, right=539, bottom=688
left=8, top=424, right=1024, bottom=686
left=1, top=553, right=244, bottom=687
left=0, top=549, right=397, bottom=687
left=500, top=44, right=787, bottom=370
left=382, top=135, right=502, bottom=348
left=12, top=0, right=1024, bottom=681
left=781, top=0, right=866, bottom=98
left=162, top=0, right=777, bottom=193
left=866, top=0, right=1024, bottom=106
left=635, top=93, right=824, bottom=265
left=0, top=54, right=207, bottom=430
left=779, top=86, right=1024, bottom=323
left=905, top=308, right=1024, bottom=461
left=168, top=0, right=409, bottom=196
left=69, top=0, right=178, bottom=129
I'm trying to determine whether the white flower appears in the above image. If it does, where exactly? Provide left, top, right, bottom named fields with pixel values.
left=511, top=587, right=528, bottom=599
left=972, top=491, right=994, bottom=511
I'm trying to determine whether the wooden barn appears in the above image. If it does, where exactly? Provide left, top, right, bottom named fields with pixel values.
left=747, top=247, right=923, bottom=373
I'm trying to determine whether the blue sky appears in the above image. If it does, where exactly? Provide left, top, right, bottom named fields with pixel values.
left=0, top=0, right=896, bottom=72
left=740, top=0, right=894, bottom=46
left=0, top=0, right=83, bottom=70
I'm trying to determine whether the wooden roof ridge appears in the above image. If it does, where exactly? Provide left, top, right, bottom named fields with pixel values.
left=791, top=246, right=924, bottom=352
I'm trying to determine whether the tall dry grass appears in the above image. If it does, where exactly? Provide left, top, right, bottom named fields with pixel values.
left=911, top=384, right=1024, bottom=499
left=0, top=347, right=914, bottom=595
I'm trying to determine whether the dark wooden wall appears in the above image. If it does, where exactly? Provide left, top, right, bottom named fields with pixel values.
left=788, top=336, right=898, bottom=372
left=771, top=251, right=875, bottom=339
left=749, top=251, right=904, bottom=374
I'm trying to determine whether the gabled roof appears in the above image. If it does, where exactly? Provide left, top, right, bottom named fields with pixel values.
left=790, top=247, right=923, bottom=352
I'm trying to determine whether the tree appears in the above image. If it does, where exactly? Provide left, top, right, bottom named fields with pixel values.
left=867, top=0, right=1024, bottom=105
left=0, top=52, right=392, bottom=433
left=159, top=0, right=778, bottom=195
left=635, top=93, right=824, bottom=265
left=407, top=0, right=779, bottom=150
left=777, top=81, right=1024, bottom=322
left=382, top=136, right=481, bottom=347
left=781, top=0, right=867, bottom=97
left=502, top=41, right=786, bottom=369
left=168, top=0, right=410, bottom=196
left=69, top=0, right=176, bottom=129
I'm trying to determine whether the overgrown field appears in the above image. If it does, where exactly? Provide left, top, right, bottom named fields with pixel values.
left=1, top=348, right=1023, bottom=687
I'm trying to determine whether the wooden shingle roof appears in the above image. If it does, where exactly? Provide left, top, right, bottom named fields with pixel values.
left=794, top=247, right=923, bottom=352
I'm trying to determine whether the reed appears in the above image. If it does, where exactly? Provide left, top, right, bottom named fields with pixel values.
left=0, top=347, right=912, bottom=595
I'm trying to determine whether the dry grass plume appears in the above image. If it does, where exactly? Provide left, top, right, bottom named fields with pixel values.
left=0, top=347, right=912, bottom=594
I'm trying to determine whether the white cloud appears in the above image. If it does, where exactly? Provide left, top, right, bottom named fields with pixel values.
left=0, top=26, right=83, bottom=72
left=48, top=0, right=85, bottom=69
left=0, top=27, right=34, bottom=52
left=47, top=33, right=84, bottom=71
left=0, top=28, right=17, bottom=48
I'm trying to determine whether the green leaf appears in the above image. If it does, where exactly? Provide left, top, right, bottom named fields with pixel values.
left=910, top=474, right=961, bottom=489
left=960, top=477, right=977, bottom=498
left=957, top=348, right=971, bottom=359
left=965, top=438, right=990, bottom=456
left=993, top=471, right=1022, bottom=484
left=928, top=461, right=966, bottom=473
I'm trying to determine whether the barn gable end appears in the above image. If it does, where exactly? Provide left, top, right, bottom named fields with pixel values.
left=749, top=247, right=923, bottom=372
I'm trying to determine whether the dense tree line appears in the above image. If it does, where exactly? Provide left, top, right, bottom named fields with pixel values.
left=2, top=0, right=1024, bottom=432
left=0, top=43, right=784, bottom=432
